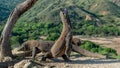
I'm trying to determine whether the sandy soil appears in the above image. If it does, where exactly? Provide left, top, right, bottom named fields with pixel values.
left=41, top=56, right=120, bottom=68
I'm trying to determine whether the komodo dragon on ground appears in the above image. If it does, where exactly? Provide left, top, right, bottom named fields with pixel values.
left=17, top=39, right=106, bottom=59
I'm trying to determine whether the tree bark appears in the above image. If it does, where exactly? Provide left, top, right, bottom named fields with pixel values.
left=0, top=0, right=38, bottom=58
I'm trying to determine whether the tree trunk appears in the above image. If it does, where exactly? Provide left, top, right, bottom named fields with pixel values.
left=0, top=0, right=38, bottom=59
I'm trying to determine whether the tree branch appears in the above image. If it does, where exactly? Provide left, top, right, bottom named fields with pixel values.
left=0, top=0, right=38, bottom=58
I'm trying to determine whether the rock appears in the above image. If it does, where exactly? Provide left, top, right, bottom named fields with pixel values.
left=64, top=64, right=70, bottom=68
left=8, top=66, right=14, bottom=68
left=44, top=66, right=52, bottom=68
left=32, top=66, right=39, bottom=68
left=14, top=60, right=30, bottom=68
left=14, top=60, right=43, bottom=68
left=12, top=48, right=31, bottom=57
left=0, top=56, right=12, bottom=62
left=3, top=56, right=13, bottom=62
left=44, top=66, right=55, bottom=68
left=23, top=62, right=32, bottom=68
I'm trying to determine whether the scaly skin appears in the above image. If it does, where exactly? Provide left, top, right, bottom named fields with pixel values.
left=17, top=40, right=54, bottom=58
left=41, top=9, right=73, bottom=61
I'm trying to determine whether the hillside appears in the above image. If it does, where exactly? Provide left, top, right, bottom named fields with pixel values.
left=17, top=0, right=120, bottom=25
left=110, top=0, right=120, bottom=6
left=0, top=0, right=24, bottom=22
left=0, top=0, right=120, bottom=24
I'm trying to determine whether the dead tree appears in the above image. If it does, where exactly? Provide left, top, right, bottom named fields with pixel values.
left=0, top=0, right=38, bottom=59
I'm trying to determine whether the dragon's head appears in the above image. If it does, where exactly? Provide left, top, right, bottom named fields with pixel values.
left=60, top=8, right=72, bottom=27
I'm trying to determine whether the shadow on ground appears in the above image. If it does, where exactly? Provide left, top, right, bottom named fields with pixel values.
left=46, top=57, right=120, bottom=65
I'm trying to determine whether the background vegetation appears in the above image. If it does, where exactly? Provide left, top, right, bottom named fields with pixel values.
left=1, top=21, right=120, bottom=46
left=80, top=41, right=118, bottom=58
left=0, top=0, right=24, bottom=22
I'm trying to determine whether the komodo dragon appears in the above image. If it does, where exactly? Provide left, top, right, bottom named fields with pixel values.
left=17, top=39, right=106, bottom=59
left=17, top=40, right=54, bottom=58
left=72, top=38, right=84, bottom=46
left=41, top=9, right=73, bottom=61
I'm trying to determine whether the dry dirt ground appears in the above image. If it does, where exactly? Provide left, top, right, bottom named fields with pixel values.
left=42, top=56, right=120, bottom=68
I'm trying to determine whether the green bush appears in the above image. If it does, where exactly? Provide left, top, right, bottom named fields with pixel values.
left=91, top=48, right=98, bottom=52
left=0, top=21, right=120, bottom=49
left=80, top=41, right=117, bottom=57
left=46, top=33, right=60, bottom=41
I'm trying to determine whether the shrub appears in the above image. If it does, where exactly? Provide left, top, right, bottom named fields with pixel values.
left=80, top=41, right=117, bottom=57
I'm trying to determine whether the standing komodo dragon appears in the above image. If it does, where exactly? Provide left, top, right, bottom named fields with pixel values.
left=41, top=9, right=73, bottom=61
